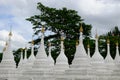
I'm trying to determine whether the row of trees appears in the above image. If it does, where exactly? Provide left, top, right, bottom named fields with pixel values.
left=99, top=26, right=120, bottom=59
left=0, top=2, right=120, bottom=66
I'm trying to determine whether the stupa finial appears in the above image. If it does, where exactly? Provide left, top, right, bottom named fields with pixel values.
left=3, top=47, right=6, bottom=52
left=87, top=44, right=90, bottom=48
left=3, top=41, right=8, bottom=52
left=48, top=42, right=51, bottom=47
left=30, top=35, right=34, bottom=45
left=79, top=23, right=83, bottom=32
left=24, top=47, right=27, bottom=50
left=21, top=48, right=23, bottom=52
left=5, top=41, right=8, bottom=46
left=95, top=29, right=98, bottom=39
left=61, top=36, right=64, bottom=41
left=76, top=40, right=79, bottom=46
left=41, top=26, right=45, bottom=33
left=9, top=26, right=12, bottom=36
left=116, top=42, right=119, bottom=46
left=32, top=40, right=34, bottom=44
left=107, top=39, right=110, bottom=44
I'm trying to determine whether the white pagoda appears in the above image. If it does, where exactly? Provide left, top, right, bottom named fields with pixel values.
left=19, top=37, right=36, bottom=80
left=0, top=29, right=16, bottom=80
left=1, top=25, right=120, bottom=80
left=114, top=42, right=120, bottom=65
left=24, top=36, right=36, bottom=71
left=91, top=33, right=107, bottom=80
left=56, top=24, right=94, bottom=80
left=25, top=27, right=53, bottom=80
left=47, top=42, right=54, bottom=67
left=27, top=36, right=36, bottom=65
left=42, top=42, right=55, bottom=80
left=104, top=39, right=116, bottom=79
left=110, top=42, right=120, bottom=80
left=53, top=36, right=69, bottom=79
left=16, top=49, right=26, bottom=80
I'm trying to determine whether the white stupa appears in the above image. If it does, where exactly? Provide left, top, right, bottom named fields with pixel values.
left=105, top=39, right=114, bottom=63
left=42, top=42, right=55, bottom=80
left=20, top=39, right=36, bottom=80
left=91, top=33, right=107, bottom=80
left=27, top=37, right=36, bottom=64
left=0, top=29, right=16, bottom=80
left=23, top=47, right=28, bottom=63
left=47, top=42, right=54, bottom=67
left=16, top=49, right=26, bottom=80
left=114, top=42, right=120, bottom=64
left=110, top=42, right=120, bottom=80
left=92, top=33, right=104, bottom=60
left=104, top=39, right=116, bottom=79
left=2, top=30, right=15, bottom=63
left=57, top=24, right=94, bottom=80
left=53, top=36, right=69, bottom=79
left=25, top=27, right=52, bottom=80
left=25, top=37, right=36, bottom=69
left=18, top=48, right=28, bottom=70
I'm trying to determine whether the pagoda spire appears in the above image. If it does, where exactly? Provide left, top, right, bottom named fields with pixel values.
left=47, top=42, right=54, bottom=66
left=104, top=39, right=119, bottom=79
left=55, top=36, right=68, bottom=66
left=2, top=47, right=6, bottom=53
left=23, top=47, right=27, bottom=63
left=9, top=26, right=12, bottom=37
left=95, top=32, right=99, bottom=51
left=2, top=27, right=14, bottom=61
left=73, top=23, right=87, bottom=58
left=79, top=23, right=83, bottom=32
left=53, top=35, right=69, bottom=79
left=28, top=35, right=35, bottom=61
left=57, top=23, right=95, bottom=80
left=23, top=36, right=36, bottom=78
left=92, top=32, right=103, bottom=60
left=111, top=42, right=120, bottom=80
left=76, top=40, right=79, bottom=46
left=79, top=23, right=83, bottom=44
left=104, top=39, right=116, bottom=79
left=90, top=32, right=106, bottom=79
left=2, top=41, right=8, bottom=53
left=35, top=26, right=47, bottom=59
left=27, top=26, right=51, bottom=80
left=7, top=26, right=13, bottom=59
left=105, top=39, right=113, bottom=62
left=0, top=27, right=16, bottom=80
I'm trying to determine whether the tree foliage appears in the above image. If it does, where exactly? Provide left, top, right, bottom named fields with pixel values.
left=99, top=26, right=120, bottom=59
left=26, top=2, right=92, bottom=64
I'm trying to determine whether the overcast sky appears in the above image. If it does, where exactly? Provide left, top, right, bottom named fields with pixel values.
left=0, top=0, right=120, bottom=51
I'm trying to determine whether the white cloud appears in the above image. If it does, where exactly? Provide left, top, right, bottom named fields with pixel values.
left=0, top=0, right=40, bottom=18
left=76, top=0, right=104, bottom=15
left=0, top=30, right=27, bottom=52
left=0, top=0, right=36, bottom=41
left=37, top=0, right=120, bottom=36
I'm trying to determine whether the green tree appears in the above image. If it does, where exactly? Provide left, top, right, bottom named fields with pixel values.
left=99, top=26, right=120, bottom=59
left=26, top=2, right=92, bottom=64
